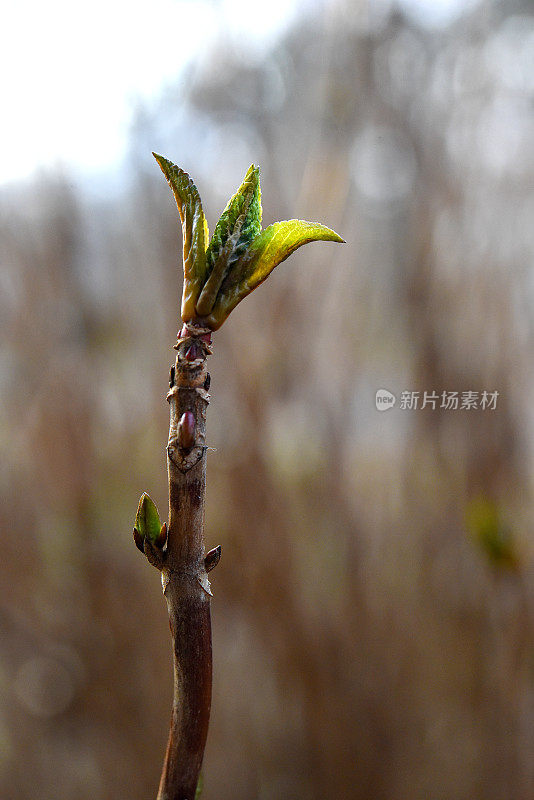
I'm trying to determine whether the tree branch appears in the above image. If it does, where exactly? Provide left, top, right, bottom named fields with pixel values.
left=137, top=153, right=342, bottom=800
left=141, top=321, right=217, bottom=800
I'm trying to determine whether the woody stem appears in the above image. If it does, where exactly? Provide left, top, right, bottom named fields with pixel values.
left=155, top=323, right=214, bottom=800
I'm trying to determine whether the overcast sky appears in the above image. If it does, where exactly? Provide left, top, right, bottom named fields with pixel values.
left=1, top=0, right=478, bottom=187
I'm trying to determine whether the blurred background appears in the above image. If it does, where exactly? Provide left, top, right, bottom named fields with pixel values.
left=2, top=0, right=534, bottom=797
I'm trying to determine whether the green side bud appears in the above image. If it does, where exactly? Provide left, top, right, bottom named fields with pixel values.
left=134, top=492, right=164, bottom=545
left=466, top=497, right=519, bottom=571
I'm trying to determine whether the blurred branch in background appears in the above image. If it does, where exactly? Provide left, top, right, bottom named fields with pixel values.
left=1, top=0, right=534, bottom=798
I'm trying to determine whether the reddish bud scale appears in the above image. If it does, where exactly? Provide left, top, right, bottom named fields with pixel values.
left=178, top=324, right=212, bottom=341
left=133, top=527, right=145, bottom=553
left=204, top=544, right=221, bottom=572
left=185, top=342, right=201, bottom=362
left=178, top=411, right=196, bottom=450
left=154, top=522, right=167, bottom=548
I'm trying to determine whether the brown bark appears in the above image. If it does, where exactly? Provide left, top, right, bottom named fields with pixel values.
left=142, top=321, right=217, bottom=800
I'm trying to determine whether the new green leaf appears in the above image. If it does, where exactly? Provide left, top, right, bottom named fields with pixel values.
left=134, top=492, right=163, bottom=544
left=153, top=155, right=344, bottom=330
left=153, top=153, right=209, bottom=321
left=196, top=164, right=261, bottom=316
left=204, top=220, right=345, bottom=329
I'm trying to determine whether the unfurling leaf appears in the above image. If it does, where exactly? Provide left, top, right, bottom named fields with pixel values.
left=153, top=155, right=344, bottom=329
left=204, top=220, right=345, bottom=329
left=134, top=492, right=164, bottom=545
left=152, top=153, right=209, bottom=321
left=196, top=164, right=261, bottom=316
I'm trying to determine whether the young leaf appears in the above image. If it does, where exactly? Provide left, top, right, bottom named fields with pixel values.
left=152, top=153, right=209, bottom=322
left=204, top=165, right=261, bottom=272
left=134, top=492, right=163, bottom=544
left=196, top=164, right=261, bottom=316
left=203, top=220, right=345, bottom=329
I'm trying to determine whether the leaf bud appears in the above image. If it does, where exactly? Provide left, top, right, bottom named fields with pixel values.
left=178, top=411, right=196, bottom=450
